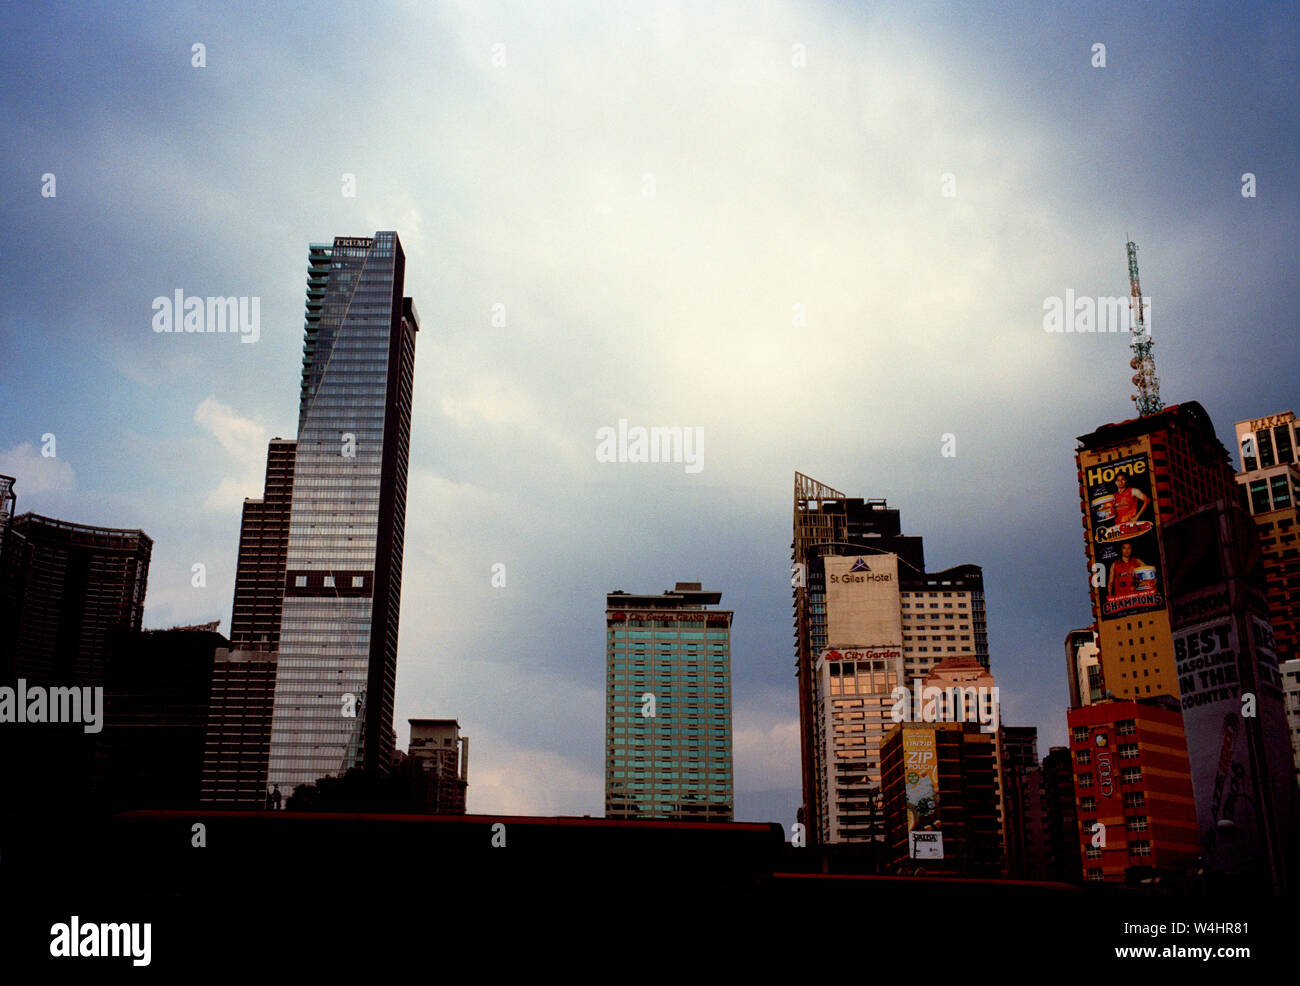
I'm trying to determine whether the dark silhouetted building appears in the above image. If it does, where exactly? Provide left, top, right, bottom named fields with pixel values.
left=92, top=624, right=229, bottom=814
left=200, top=647, right=278, bottom=808
left=404, top=718, right=468, bottom=813
left=1042, top=746, right=1082, bottom=882
left=0, top=475, right=30, bottom=681
left=230, top=438, right=295, bottom=650
left=1000, top=725, right=1050, bottom=880
left=0, top=504, right=152, bottom=818
left=8, top=512, right=151, bottom=684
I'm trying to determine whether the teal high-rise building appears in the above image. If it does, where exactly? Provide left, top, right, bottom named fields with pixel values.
left=605, top=582, right=733, bottom=821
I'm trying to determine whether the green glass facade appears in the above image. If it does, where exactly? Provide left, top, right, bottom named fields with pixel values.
left=605, top=583, right=733, bottom=821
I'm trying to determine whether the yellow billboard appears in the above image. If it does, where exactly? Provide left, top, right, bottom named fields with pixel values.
left=903, top=728, right=943, bottom=859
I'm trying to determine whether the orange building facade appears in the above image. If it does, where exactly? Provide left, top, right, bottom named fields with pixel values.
left=1067, top=699, right=1199, bottom=882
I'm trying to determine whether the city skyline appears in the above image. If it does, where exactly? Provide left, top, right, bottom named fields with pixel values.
left=2, top=1, right=1296, bottom=828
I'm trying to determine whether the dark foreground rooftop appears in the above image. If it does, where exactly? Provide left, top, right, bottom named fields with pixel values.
left=0, top=809, right=1285, bottom=974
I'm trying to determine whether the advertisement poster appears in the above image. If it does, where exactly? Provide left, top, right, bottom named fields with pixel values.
left=1084, top=452, right=1164, bottom=620
left=1172, top=613, right=1295, bottom=875
left=1172, top=618, right=1257, bottom=873
left=904, top=728, right=943, bottom=859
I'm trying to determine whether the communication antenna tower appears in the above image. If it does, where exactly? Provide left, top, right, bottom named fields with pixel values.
left=1126, top=238, right=1163, bottom=416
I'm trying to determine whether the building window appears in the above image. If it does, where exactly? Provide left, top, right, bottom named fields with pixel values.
left=1086, top=869, right=1105, bottom=882
left=352, top=576, right=365, bottom=587
left=1250, top=480, right=1271, bottom=515
left=1275, top=424, right=1295, bottom=464
left=1085, top=846, right=1101, bottom=860
left=1116, top=719, right=1136, bottom=736
left=1072, top=727, right=1089, bottom=744
left=324, top=575, right=335, bottom=588
left=1076, top=749, right=1091, bottom=765
left=1130, top=840, right=1152, bottom=858
left=1079, top=796, right=1097, bottom=811
left=295, top=575, right=307, bottom=587
left=1241, top=435, right=1258, bottom=472
left=1077, top=773, right=1093, bottom=788
left=1259, top=430, right=1276, bottom=468
left=1120, top=767, right=1142, bottom=784
left=1126, top=816, right=1148, bottom=832
left=1272, top=474, right=1292, bottom=510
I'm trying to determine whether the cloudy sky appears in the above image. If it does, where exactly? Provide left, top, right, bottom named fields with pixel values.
left=2, top=1, right=1296, bottom=824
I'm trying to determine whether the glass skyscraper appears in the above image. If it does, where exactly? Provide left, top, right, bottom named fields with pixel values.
left=605, top=582, right=733, bottom=821
left=267, top=232, right=419, bottom=795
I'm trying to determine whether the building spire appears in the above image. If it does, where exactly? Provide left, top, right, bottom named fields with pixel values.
left=1126, top=239, right=1164, bottom=416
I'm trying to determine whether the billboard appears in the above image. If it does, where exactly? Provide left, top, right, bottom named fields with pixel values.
left=824, top=554, right=902, bottom=649
left=1083, top=452, right=1164, bottom=620
left=903, top=728, right=943, bottom=859
left=1164, top=500, right=1296, bottom=879
left=1172, top=618, right=1261, bottom=874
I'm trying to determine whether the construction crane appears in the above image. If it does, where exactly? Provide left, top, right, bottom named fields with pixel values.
left=1126, top=238, right=1164, bottom=416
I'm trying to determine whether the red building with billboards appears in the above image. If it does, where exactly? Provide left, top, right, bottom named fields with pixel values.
left=1066, top=698, right=1199, bottom=882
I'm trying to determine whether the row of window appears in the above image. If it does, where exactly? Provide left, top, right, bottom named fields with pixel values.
left=1077, top=767, right=1142, bottom=787
left=609, top=654, right=727, bottom=662
left=292, top=574, right=367, bottom=588
left=1079, top=792, right=1146, bottom=811
left=1075, top=744, right=1139, bottom=764
left=1241, top=422, right=1296, bottom=471
left=609, top=720, right=729, bottom=731
left=1072, top=719, right=1136, bottom=744
left=1084, top=840, right=1152, bottom=863
left=1246, top=473, right=1299, bottom=514
left=611, top=637, right=733, bottom=645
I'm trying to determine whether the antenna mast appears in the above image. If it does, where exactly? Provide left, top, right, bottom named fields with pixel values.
left=1126, top=238, right=1163, bottom=416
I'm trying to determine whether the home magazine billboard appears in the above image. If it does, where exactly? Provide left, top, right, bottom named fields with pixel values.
left=1084, top=452, right=1164, bottom=620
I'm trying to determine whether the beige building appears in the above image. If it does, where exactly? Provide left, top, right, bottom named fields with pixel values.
left=814, top=552, right=990, bottom=842
left=1233, top=410, right=1300, bottom=666
left=792, top=474, right=989, bottom=845
left=1065, top=626, right=1103, bottom=707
